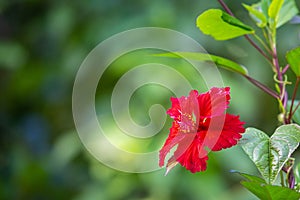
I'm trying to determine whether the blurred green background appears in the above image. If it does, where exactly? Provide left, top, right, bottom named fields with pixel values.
left=1, top=0, right=300, bottom=199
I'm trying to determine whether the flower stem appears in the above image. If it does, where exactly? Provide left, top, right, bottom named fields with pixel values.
left=245, top=35, right=272, bottom=62
left=272, top=47, right=282, bottom=82
left=254, top=34, right=271, bottom=52
left=269, top=29, right=288, bottom=122
left=244, top=75, right=280, bottom=99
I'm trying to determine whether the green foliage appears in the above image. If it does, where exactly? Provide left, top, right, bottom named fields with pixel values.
left=156, top=52, right=248, bottom=75
left=276, top=0, right=299, bottom=28
left=240, top=124, right=300, bottom=184
left=238, top=172, right=300, bottom=200
left=261, top=0, right=272, bottom=18
left=2, top=1, right=263, bottom=199
left=253, top=0, right=298, bottom=28
left=196, top=9, right=254, bottom=40
left=268, top=0, right=284, bottom=21
left=243, top=3, right=267, bottom=28
left=2, top=0, right=299, bottom=199
left=194, top=0, right=300, bottom=198
left=286, top=47, right=300, bottom=77
left=244, top=0, right=298, bottom=29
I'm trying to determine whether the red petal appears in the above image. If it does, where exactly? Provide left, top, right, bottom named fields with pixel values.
left=166, top=97, right=181, bottom=121
left=159, top=121, right=181, bottom=167
left=159, top=122, right=196, bottom=167
left=211, top=114, right=245, bottom=151
left=175, top=136, right=209, bottom=173
left=198, top=87, right=230, bottom=118
left=167, top=90, right=199, bottom=122
left=159, top=87, right=244, bottom=174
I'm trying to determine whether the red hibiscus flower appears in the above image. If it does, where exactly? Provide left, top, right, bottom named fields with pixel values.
left=159, top=87, right=245, bottom=174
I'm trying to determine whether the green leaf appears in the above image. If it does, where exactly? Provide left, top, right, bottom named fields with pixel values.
left=261, top=0, right=272, bottom=18
left=243, top=3, right=267, bottom=28
left=241, top=181, right=271, bottom=199
left=277, top=0, right=299, bottom=28
left=258, top=0, right=298, bottom=28
left=239, top=124, right=300, bottom=184
left=287, top=100, right=300, bottom=124
left=196, top=9, right=254, bottom=40
left=243, top=181, right=300, bottom=200
left=286, top=46, right=300, bottom=77
left=239, top=128, right=270, bottom=182
left=156, top=52, right=248, bottom=75
left=237, top=172, right=300, bottom=200
left=268, top=0, right=284, bottom=20
left=236, top=172, right=267, bottom=184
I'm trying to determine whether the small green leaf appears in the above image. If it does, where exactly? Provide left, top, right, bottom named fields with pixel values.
left=156, top=52, right=248, bottom=75
left=268, top=0, right=284, bottom=20
left=237, top=172, right=300, bottom=200
left=286, top=46, right=300, bottom=77
left=243, top=3, right=267, bottom=28
left=266, top=0, right=299, bottom=28
left=240, top=124, right=300, bottom=184
left=261, top=0, right=272, bottom=18
left=196, top=9, right=254, bottom=40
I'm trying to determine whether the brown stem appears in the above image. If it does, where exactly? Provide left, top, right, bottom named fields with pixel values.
left=288, top=77, right=300, bottom=122
left=245, top=35, right=272, bottom=62
left=272, top=47, right=282, bottom=83
left=217, top=0, right=234, bottom=16
left=245, top=75, right=280, bottom=99
left=271, top=36, right=288, bottom=121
